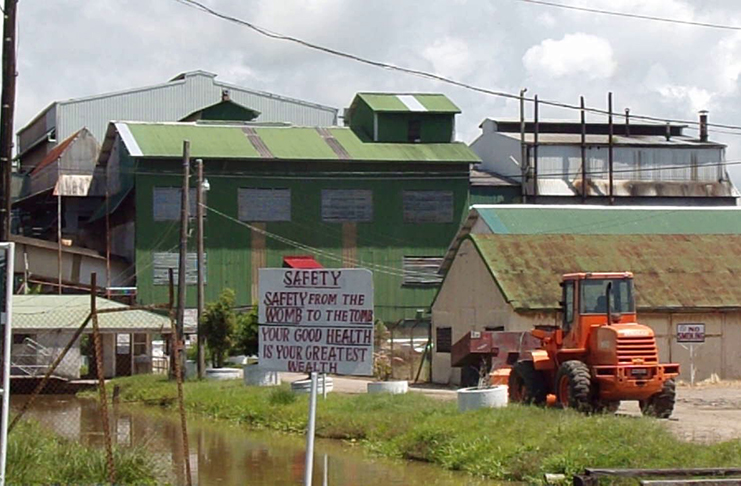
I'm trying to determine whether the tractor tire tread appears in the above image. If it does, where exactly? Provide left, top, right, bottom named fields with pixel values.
left=557, top=360, right=593, bottom=413
left=509, top=361, right=548, bottom=406
left=641, top=379, right=676, bottom=419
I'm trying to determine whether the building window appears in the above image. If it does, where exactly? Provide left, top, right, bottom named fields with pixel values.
left=321, top=189, right=373, bottom=223
left=408, top=120, right=421, bottom=142
left=133, top=334, right=148, bottom=356
left=152, top=252, right=206, bottom=285
left=436, top=327, right=452, bottom=353
left=402, top=256, right=444, bottom=286
left=403, top=191, right=454, bottom=223
left=153, top=187, right=197, bottom=221
left=238, top=188, right=291, bottom=222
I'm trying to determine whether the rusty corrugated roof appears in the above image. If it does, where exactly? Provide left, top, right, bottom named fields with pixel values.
left=29, top=129, right=82, bottom=176
left=469, top=233, right=741, bottom=311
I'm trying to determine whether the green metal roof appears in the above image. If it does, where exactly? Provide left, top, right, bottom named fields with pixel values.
left=475, top=205, right=741, bottom=235
left=117, top=122, right=479, bottom=163
left=355, top=93, right=461, bottom=113
left=469, top=233, right=741, bottom=311
left=12, top=295, right=172, bottom=332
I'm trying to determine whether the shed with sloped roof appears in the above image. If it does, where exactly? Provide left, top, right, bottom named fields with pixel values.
left=432, top=233, right=741, bottom=385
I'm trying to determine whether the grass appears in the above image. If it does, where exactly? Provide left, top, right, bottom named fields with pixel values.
left=90, top=375, right=741, bottom=484
left=6, top=419, right=162, bottom=485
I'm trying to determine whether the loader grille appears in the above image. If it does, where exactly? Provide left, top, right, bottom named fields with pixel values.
left=616, top=336, right=658, bottom=364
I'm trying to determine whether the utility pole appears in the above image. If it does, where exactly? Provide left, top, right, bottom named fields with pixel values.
left=0, top=0, right=18, bottom=242
left=195, top=158, right=205, bottom=379
left=176, top=141, right=190, bottom=380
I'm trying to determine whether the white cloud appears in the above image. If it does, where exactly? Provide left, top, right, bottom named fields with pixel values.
left=522, top=33, right=616, bottom=80
left=422, top=37, right=473, bottom=78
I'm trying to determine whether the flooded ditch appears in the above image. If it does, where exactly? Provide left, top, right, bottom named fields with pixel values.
left=12, top=395, right=507, bottom=485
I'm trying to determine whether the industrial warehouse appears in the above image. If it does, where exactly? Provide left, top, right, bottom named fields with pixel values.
left=3, top=2, right=741, bottom=484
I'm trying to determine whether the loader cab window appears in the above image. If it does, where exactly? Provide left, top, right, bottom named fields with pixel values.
left=562, top=281, right=575, bottom=333
left=581, top=278, right=635, bottom=314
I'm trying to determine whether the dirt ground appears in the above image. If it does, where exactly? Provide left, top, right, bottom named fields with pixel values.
left=280, top=373, right=741, bottom=443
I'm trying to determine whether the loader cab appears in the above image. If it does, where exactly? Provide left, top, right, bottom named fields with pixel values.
left=561, top=272, right=636, bottom=339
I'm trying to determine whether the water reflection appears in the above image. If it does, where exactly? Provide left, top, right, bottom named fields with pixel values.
left=12, top=395, right=506, bottom=486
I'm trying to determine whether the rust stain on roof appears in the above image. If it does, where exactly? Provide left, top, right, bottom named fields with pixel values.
left=30, top=129, right=82, bottom=176
left=469, top=233, right=741, bottom=311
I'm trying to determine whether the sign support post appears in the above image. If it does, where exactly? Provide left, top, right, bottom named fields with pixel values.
left=304, top=372, right=318, bottom=486
left=676, top=323, right=705, bottom=387
left=257, top=268, right=374, bottom=486
left=0, top=243, right=15, bottom=486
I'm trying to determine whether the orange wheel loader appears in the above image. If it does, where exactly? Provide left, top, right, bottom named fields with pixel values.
left=507, top=272, right=680, bottom=417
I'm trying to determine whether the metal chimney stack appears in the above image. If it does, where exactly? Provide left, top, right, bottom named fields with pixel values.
left=699, top=110, right=708, bottom=142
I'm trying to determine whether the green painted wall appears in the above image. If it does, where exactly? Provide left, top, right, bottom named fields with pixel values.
left=377, top=113, right=453, bottom=143
left=134, top=159, right=469, bottom=323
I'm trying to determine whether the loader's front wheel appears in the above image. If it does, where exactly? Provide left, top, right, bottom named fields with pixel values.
left=556, top=360, right=593, bottom=413
left=640, top=379, right=676, bottom=419
left=508, top=361, right=547, bottom=406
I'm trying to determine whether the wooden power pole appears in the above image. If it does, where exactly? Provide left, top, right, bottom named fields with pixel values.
left=195, top=158, right=205, bottom=379
left=176, top=141, right=190, bottom=379
left=0, top=0, right=18, bottom=241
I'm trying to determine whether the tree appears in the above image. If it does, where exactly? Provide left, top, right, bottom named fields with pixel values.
left=235, top=305, right=259, bottom=357
left=201, top=288, right=237, bottom=368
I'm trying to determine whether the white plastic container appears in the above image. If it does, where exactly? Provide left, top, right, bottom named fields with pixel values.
left=291, top=376, right=334, bottom=394
left=367, top=380, right=408, bottom=395
left=205, top=367, right=243, bottom=381
left=457, top=385, right=508, bottom=412
left=243, top=364, right=280, bottom=386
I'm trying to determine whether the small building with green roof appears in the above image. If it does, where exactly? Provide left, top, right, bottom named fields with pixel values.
left=95, top=92, right=480, bottom=323
left=432, top=230, right=741, bottom=386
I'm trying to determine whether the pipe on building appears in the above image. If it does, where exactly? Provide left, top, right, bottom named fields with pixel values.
left=581, top=96, right=587, bottom=202
left=519, top=88, right=528, bottom=203
left=533, top=95, right=539, bottom=200
left=665, top=122, right=671, bottom=141
left=625, top=108, right=630, bottom=137
left=608, top=92, right=614, bottom=205
left=699, top=110, right=708, bottom=143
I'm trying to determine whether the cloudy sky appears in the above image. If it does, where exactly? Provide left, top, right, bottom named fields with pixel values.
left=12, top=0, right=741, bottom=178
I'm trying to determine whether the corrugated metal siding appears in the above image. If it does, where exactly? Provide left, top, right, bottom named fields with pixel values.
left=134, top=159, right=468, bottom=322
left=56, top=72, right=337, bottom=144
left=534, top=145, right=724, bottom=182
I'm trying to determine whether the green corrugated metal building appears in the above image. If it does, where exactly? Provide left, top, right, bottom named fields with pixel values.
left=97, top=93, right=480, bottom=322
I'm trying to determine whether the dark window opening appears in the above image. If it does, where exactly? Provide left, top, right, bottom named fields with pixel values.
left=485, top=326, right=505, bottom=332
left=436, top=327, right=452, bottom=353
left=408, top=120, right=421, bottom=142
left=562, top=281, right=575, bottom=333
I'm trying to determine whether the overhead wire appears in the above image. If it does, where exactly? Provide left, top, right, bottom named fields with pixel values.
left=511, top=0, right=741, bottom=32
left=171, top=0, right=741, bottom=134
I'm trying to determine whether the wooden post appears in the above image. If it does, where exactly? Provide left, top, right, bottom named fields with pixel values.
left=91, top=273, right=116, bottom=483
left=0, top=0, right=17, bottom=242
left=196, top=158, right=205, bottom=379
left=105, top=172, right=111, bottom=298
left=176, top=141, right=190, bottom=379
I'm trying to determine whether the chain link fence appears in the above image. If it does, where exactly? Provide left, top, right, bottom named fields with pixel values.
left=376, top=318, right=432, bottom=383
left=8, top=278, right=193, bottom=485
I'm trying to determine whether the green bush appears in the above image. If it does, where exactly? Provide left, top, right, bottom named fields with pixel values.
left=234, top=305, right=259, bottom=357
left=201, top=289, right=237, bottom=368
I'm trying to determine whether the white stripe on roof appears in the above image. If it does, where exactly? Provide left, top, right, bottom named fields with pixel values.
left=396, top=95, right=427, bottom=112
left=116, top=122, right=143, bottom=157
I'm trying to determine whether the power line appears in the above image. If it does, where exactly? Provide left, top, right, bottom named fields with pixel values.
left=172, top=0, right=741, bottom=133
left=512, top=0, right=741, bottom=32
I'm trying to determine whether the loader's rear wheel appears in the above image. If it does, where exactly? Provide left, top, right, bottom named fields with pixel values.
left=639, top=379, right=676, bottom=419
left=556, top=361, right=593, bottom=413
left=508, top=361, right=547, bottom=406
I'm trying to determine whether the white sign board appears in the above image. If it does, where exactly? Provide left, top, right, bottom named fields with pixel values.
left=258, top=268, right=374, bottom=376
left=677, top=323, right=705, bottom=343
